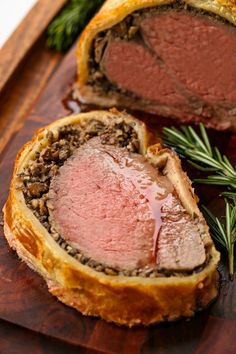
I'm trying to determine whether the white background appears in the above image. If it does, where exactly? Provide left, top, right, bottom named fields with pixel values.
left=0, top=0, right=37, bottom=48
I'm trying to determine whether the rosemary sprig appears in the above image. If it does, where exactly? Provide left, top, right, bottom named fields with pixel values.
left=202, top=202, right=236, bottom=280
left=47, top=0, right=104, bottom=52
left=163, top=124, right=236, bottom=279
left=163, top=124, right=236, bottom=189
left=221, top=191, right=236, bottom=204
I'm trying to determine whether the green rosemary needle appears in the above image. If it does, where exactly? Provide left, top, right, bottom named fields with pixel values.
left=202, top=202, right=236, bottom=280
left=163, top=123, right=236, bottom=279
left=47, top=0, right=105, bottom=51
left=163, top=123, right=236, bottom=189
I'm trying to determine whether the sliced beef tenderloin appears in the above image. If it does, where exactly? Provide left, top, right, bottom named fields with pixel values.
left=157, top=194, right=206, bottom=271
left=4, top=110, right=220, bottom=325
left=48, top=136, right=206, bottom=272
left=77, top=1, right=236, bottom=130
left=100, top=10, right=236, bottom=129
left=140, top=11, right=236, bottom=104
left=101, top=40, right=188, bottom=106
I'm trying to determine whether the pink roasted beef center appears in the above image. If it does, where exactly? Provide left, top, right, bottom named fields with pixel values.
left=48, top=137, right=206, bottom=271
left=102, top=40, right=187, bottom=105
left=141, top=11, right=236, bottom=103
left=102, top=10, right=236, bottom=105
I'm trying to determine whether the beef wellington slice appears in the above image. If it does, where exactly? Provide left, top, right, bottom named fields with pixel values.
left=3, top=109, right=220, bottom=326
left=76, top=0, right=236, bottom=130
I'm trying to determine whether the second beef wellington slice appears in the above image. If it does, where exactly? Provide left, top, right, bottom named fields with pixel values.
left=3, top=109, right=220, bottom=326
left=76, top=0, right=236, bottom=130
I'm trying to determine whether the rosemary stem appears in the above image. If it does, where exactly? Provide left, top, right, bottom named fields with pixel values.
left=163, top=123, right=236, bottom=279
left=229, top=244, right=234, bottom=281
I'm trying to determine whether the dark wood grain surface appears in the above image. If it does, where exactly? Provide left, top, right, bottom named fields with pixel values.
left=0, top=319, right=104, bottom=354
left=0, top=22, right=236, bottom=354
left=0, top=36, right=62, bottom=155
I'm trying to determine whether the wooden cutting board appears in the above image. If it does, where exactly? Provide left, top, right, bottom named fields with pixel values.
left=0, top=2, right=236, bottom=353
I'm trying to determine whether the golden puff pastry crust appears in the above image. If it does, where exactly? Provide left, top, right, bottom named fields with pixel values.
left=3, top=109, right=220, bottom=327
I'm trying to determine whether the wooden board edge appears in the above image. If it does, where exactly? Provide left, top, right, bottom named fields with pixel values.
left=0, top=0, right=67, bottom=92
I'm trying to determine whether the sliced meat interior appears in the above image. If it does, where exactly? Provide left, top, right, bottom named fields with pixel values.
left=48, top=137, right=206, bottom=272
left=91, top=7, right=236, bottom=129
left=158, top=194, right=206, bottom=271
left=101, top=40, right=188, bottom=105
left=140, top=11, right=236, bottom=103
